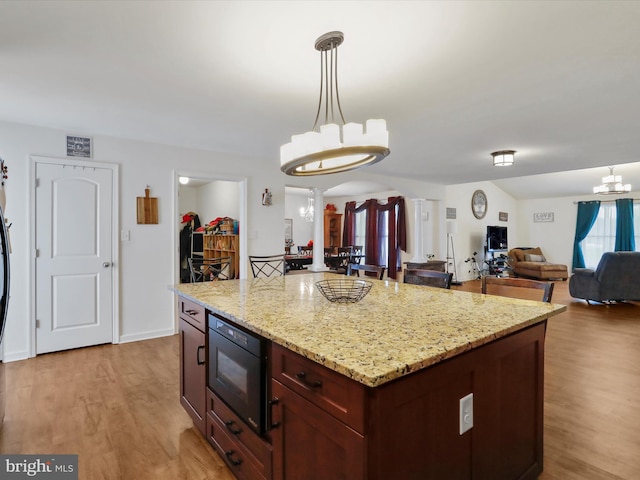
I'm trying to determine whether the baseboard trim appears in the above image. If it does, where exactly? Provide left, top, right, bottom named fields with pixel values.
left=119, top=328, right=175, bottom=344
left=2, top=350, right=30, bottom=363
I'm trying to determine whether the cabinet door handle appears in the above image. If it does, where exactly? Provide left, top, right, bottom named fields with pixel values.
left=268, top=397, right=280, bottom=429
left=295, top=371, right=322, bottom=388
left=225, top=450, right=243, bottom=466
left=224, top=420, right=242, bottom=435
left=196, top=345, right=205, bottom=365
left=185, top=309, right=198, bottom=315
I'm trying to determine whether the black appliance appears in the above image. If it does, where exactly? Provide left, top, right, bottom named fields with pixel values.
left=208, top=313, right=267, bottom=435
left=487, top=225, right=508, bottom=252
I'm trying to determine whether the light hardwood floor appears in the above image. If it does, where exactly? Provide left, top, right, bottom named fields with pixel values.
left=1, top=280, right=639, bottom=479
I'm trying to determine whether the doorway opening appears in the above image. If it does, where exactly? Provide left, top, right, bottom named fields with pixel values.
left=174, top=172, right=247, bottom=287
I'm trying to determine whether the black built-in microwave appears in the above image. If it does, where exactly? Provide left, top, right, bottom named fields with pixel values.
left=208, top=313, right=267, bottom=435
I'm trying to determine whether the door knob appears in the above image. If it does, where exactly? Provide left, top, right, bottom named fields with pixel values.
left=103, top=262, right=111, bottom=268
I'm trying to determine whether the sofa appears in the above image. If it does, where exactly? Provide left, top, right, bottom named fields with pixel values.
left=569, top=251, right=640, bottom=303
left=507, top=247, right=568, bottom=281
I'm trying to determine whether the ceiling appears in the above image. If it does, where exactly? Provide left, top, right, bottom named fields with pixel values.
left=1, top=1, right=639, bottom=199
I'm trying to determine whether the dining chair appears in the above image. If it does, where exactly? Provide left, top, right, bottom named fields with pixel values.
left=249, top=254, right=286, bottom=278
left=188, top=256, right=233, bottom=282
left=346, top=263, right=385, bottom=280
left=403, top=269, right=453, bottom=289
left=481, top=276, right=554, bottom=303
left=349, top=245, right=364, bottom=265
left=332, top=246, right=353, bottom=273
left=298, top=246, right=313, bottom=257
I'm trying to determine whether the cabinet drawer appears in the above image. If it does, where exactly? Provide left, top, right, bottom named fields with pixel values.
left=179, top=297, right=205, bottom=331
left=207, top=412, right=269, bottom=480
left=207, top=388, right=272, bottom=477
left=271, top=343, right=366, bottom=434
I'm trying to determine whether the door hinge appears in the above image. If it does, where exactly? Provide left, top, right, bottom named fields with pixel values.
left=35, top=177, right=40, bottom=188
left=36, top=319, right=40, bottom=329
left=35, top=249, right=40, bottom=258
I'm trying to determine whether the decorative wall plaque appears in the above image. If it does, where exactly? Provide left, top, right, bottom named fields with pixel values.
left=533, top=212, right=554, bottom=223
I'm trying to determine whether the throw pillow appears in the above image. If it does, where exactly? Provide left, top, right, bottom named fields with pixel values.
left=525, top=253, right=546, bottom=262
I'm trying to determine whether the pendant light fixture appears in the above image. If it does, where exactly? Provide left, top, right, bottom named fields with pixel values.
left=280, top=31, right=390, bottom=176
left=491, top=150, right=516, bottom=167
left=593, top=166, right=631, bottom=195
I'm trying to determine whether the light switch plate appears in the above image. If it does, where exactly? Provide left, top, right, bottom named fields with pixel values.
left=459, top=393, right=474, bottom=435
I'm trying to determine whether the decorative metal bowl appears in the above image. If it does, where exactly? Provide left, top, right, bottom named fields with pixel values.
left=315, top=279, right=373, bottom=303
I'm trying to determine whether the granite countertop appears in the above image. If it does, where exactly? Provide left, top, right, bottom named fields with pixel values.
left=170, top=272, right=566, bottom=387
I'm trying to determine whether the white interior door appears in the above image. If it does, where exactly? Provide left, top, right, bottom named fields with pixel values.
left=35, top=161, right=114, bottom=354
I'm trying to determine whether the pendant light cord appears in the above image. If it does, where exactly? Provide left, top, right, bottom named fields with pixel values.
left=312, top=38, right=346, bottom=132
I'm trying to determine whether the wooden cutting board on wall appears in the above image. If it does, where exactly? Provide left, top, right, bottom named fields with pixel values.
left=137, top=187, right=158, bottom=224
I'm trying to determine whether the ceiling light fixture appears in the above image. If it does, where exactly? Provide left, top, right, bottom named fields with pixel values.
left=299, top=192, right=314, bottom=222
left=593, top=166, right=631, bottom=195
left=280, top=31, right=390, bottom=176
left=178, top=176, right=190, bottom=185
left=491, top=150, right=516, bottom=167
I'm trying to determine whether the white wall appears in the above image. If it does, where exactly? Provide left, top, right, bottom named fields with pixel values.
left=284, top=193, right=314, bottom=250
left=196, top=180, right=240, bottom=224
left=178, top=185, right=198, bottom=217
left=444, top=182, right=519, bottom=281
left=0, top=120, right=285, bottom=361
left=517, top=191, right=640, bottom=270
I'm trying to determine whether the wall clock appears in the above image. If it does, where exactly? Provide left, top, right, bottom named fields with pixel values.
left=471, top=190, right=487, bottom=219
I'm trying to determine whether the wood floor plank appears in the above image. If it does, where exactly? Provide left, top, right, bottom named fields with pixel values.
left=0, top=281, right=638, bottom=479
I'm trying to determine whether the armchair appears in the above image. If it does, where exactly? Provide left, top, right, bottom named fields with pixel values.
left=569, top=251, right=640, bottom=303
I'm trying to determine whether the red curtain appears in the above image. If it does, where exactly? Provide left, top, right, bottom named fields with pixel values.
left=342, top=196, right=406, bottom=279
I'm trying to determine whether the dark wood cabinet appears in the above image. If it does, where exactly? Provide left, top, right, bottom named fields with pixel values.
left=206, top=388, right=272, bottom=480
left=269, top=324, right=545, bottom=480
left=270, top=380, right=365, bottom=480
left=179, top=299, right=206, bottom=436
left=323, top=212, right=342, bottom=249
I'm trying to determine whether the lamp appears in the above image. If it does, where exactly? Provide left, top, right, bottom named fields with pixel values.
left=280, top=31, right=390, bottom=176
left=491, top=150, right=516, bottom=167
left=446, top=221, right=460, bottom=285
left=299, top=191, right=314, bottom=222
left=593, top=166, right=631, bottom=195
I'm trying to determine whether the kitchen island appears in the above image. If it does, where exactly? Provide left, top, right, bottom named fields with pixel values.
left=171, top=272, right=566, bottom=480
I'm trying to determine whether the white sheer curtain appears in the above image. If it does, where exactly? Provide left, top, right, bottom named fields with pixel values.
left=354, top=209, right=367, bottom=257
left=581, top=203, right=616, bottom=269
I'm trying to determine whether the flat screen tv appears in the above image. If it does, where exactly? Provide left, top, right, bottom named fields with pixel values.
left=487, top=226, right=508, bottom=252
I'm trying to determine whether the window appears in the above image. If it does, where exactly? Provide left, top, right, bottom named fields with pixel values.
left=581, top=201, right=639, bottom=269
left=379, top=210, right=389, bottom=266
left=343, top=196, right=406, bottom=279
left=354, top=206, right=390, bottom=266
left=581, top=204, right=615, bottom=269
left=354, top=209, right=367, bottom=258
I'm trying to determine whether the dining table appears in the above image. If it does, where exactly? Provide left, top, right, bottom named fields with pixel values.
left=284, top=253, right=364, bottom=271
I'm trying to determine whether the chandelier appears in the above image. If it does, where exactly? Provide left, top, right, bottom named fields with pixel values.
left=300, top=192, right=314, bottom=222
left=280, top=31, right=390, bottom=176
left=593, top=166, right=631, bottom=195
